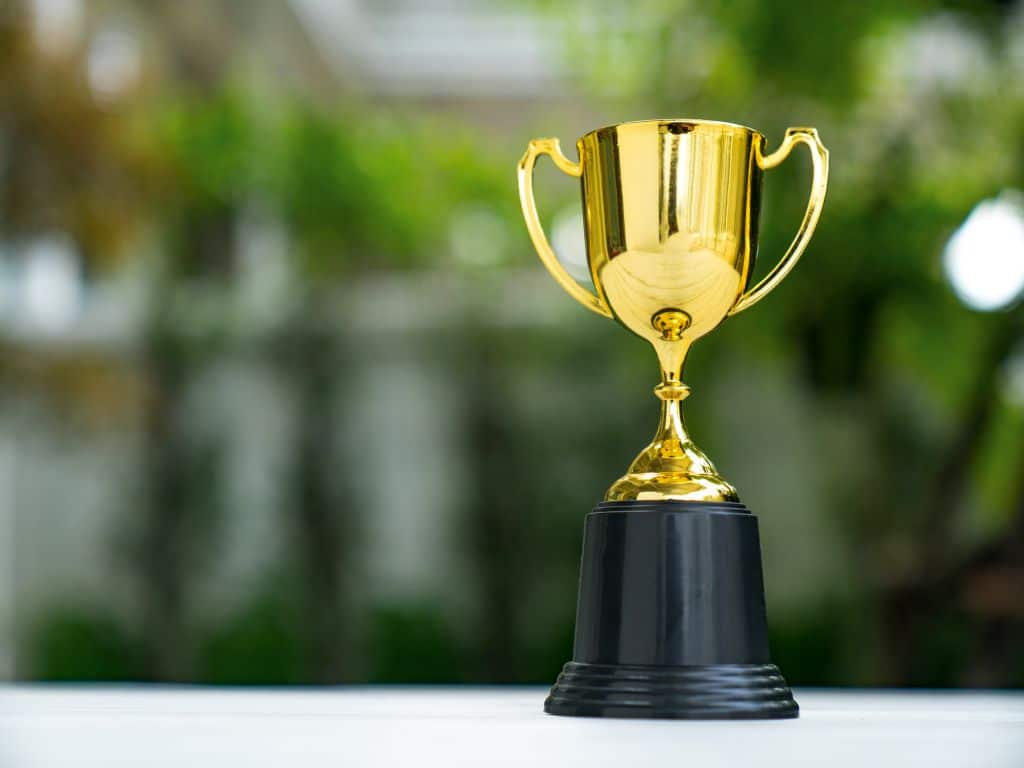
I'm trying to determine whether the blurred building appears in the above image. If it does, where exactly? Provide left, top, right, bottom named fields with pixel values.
left=3, top=0, right=1023, bottom=688
left=1, top=0, right=590, bottom=682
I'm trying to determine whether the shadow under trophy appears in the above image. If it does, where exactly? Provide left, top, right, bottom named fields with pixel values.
left=517, top=119, right=828, bottom=719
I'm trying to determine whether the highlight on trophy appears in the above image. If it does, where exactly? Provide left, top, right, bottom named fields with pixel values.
left=518, top=119, right=829, bottom=720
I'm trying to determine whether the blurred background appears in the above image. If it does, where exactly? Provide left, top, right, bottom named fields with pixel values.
left=1, top=0, right=1023, bottom=689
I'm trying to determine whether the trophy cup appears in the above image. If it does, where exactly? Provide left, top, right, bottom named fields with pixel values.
left=517, top=119, right=828, bottom=719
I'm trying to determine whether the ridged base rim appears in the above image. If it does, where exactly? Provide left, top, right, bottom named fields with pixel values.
left=544, top=662, right=799, bottom=720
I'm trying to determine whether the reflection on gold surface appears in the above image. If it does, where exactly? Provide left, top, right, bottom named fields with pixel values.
left=518, top=120, right=828, bottom=502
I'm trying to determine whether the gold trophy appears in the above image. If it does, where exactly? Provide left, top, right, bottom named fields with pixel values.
left=518, top=120, right=828, bottom=719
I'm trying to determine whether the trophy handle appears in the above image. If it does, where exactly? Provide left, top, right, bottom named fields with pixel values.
left=517, top=138, right=613, bottom=318
left=728, top=127, right=829, bottom=316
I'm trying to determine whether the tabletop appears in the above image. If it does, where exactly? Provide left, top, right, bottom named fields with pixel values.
left=1, top=686, right=1022, bottom=767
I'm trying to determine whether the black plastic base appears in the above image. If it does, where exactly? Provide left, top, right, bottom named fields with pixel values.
left=546, top=500, right=797, bottom=720
left=545, top=662, right=798, bottom=719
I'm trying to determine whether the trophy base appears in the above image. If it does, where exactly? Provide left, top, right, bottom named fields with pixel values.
left=544, top=661, right=797, bottom=719
left=545, top=500, right=797, bottom=720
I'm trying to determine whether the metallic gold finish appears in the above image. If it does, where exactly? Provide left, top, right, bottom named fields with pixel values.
left=517, top=138, right=613, bottom=319
left=517, top=119, right=829, bottom=502
left=651, top=308, right=692, bottom=341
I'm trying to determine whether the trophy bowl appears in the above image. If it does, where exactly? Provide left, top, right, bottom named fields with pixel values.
left=517, top=118, right=828, bottom=720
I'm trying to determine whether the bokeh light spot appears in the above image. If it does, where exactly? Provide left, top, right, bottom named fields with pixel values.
left=943, top=191, right=1024, bottom=312
left=22, top=236, right=81, bottom=334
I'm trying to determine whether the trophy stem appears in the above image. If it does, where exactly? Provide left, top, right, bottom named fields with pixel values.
left=648, top=352, right=700, bottom=468
left=653, top=395, right=689, bottom=458
left=651, top=339, right=690, bottom=401
left=603, top=353, right=738, bottom=503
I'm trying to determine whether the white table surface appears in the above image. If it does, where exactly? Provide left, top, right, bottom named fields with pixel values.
left=1, top=686, right=1022, bottom=768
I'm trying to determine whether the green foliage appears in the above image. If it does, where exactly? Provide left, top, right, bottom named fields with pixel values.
left=197, top=592, right=305, bottom=685
left=273, top=108, right=429, bottom=273
left=32, top=611, right=142, bottom=682
left=906, top=612, right=974, bottom=687
left=769, top=597, right=873, bottom=686
left=366, top=604, right=463, bottom=684
left=145, top=93, right=524, bottom=279
left=156, top=91, right=258, bottom=212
